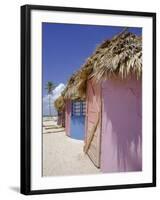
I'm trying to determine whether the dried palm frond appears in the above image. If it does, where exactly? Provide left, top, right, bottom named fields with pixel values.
left=54, top=95, right=65, bottom=111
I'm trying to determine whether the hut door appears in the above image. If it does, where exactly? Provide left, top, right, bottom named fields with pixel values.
left=84, top=80, right=101, bottom=168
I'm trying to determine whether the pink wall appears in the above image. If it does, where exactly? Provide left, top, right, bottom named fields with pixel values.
left=65, top=100, right=71, bottom=136
left=101, top=77, right=142, bottom=173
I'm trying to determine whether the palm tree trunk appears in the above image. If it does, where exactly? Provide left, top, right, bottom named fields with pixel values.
left=49, top=95, right=52, bottom=119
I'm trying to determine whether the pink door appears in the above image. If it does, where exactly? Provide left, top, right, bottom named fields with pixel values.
left=84, top=79, right=101, bottom=167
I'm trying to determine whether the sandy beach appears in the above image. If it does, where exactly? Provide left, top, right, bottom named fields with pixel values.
left=42, top=117, right=100, bottom=176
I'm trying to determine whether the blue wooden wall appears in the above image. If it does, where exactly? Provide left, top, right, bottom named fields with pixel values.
left=70, top=116, right=85, bottom=140
left=70, top=101, right=85, bottom=140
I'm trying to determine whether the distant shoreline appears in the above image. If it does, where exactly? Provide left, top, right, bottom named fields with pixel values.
left=43, top=115, right=57, bottom=118
left=43, top=116, right=58, bottom=122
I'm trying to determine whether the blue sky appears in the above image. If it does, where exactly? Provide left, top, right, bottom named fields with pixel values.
left=42, top=23, right=142, bottom=96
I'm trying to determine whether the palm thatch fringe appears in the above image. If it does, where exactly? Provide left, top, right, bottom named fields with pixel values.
left=54, top=95, right=65, bottom=112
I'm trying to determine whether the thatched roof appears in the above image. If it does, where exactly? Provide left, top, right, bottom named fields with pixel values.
left=62, top=69, right=90, bottom=100
left=61, top=30, right=142, bottom=100
left=89, top=30, right=142, bottom=80
left=54, top=95, right=65, bottom=112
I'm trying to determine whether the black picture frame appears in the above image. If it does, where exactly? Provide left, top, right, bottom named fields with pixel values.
left=21, top=4, right=156, bottom=195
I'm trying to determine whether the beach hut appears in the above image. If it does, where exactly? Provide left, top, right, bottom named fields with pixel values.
left=62, top=73, right=86, bottom=140
left=54, top=95, right=65, bottom=127
left=64, top=99, right=86, bottom=140
left=71, top=30, right=142, bottom=172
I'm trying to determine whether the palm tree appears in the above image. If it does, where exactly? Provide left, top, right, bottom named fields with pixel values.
left=45, top=81, right=56, bottom=118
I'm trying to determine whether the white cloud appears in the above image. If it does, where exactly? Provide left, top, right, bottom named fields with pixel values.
left=43, top=83, right=65, bottom=116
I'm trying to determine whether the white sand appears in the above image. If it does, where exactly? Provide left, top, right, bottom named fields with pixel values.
left=43, top=119, right=100, bottom=176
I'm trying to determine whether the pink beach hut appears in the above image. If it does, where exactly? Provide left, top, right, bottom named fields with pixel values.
left=75, top=31, right=142, bottom=173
